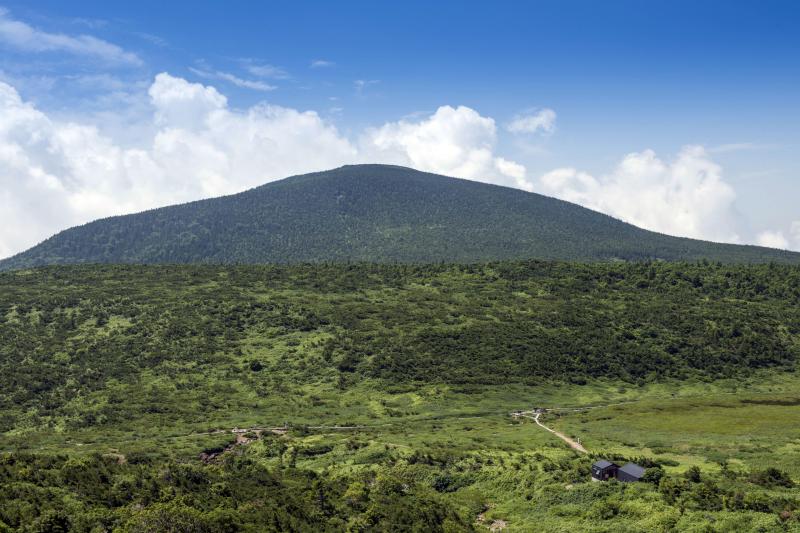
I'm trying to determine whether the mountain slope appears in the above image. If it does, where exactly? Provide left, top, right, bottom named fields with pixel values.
left=1, top=164, right=798, bottom=269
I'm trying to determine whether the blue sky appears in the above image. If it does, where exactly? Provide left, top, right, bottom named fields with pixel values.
left=0, top=0, right=798, bottom=256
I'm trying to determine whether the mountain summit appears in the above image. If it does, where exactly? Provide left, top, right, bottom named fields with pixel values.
left=1, top=164, right=798, bottom=269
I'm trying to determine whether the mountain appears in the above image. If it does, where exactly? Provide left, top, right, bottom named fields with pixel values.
left=1, top=164, right=798, bottom=269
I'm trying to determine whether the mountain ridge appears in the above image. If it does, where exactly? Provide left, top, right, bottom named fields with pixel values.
left=2, top=164, right=798, bottom=269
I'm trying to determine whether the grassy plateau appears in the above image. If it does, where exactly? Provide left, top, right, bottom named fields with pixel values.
left=1, top=261, right=799, bottom=531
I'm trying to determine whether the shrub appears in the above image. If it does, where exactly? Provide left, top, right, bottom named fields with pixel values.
left=642, top=467, right=665, bottom=484
left=748, top=467, right=794, bottom=488
left=684, top=466, right=702, bottom=483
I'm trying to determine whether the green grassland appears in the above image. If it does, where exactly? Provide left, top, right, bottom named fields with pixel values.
left=4, top=376, right=800, bottom=532
left=1, top=262, right=800, bottom=531
left=551, top=385, right=800, bottom=476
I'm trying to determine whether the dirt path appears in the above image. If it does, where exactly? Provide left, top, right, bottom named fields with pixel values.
left=519, top=412, right=587, bottom=453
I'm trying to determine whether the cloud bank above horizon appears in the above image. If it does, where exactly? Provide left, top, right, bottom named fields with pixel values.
left=0, top=72, right=797, bottom=259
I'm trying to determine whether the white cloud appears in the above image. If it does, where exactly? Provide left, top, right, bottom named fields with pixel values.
left=242, top=62, right=290, bottom=79
left=0, top=7, right=141, bottom=66
left=538, top=146, right=741, bottom=243
left=188, top=67, right=276, bottom=92
left=4, top=71, right=785, bottom=258
left=756, top=221, right=800, bottom=251
left=361, top=105, right=528, bottom=186
left=149, top=73, right=227, bottom=128
left=0, top=78, right=532, bottom=258
left=0, top=73, right=356, bottom=258
left=756, top=230, right=789, bottom=250
left=494, top=158, right=532, bottom=191
left=507, top=108, right=556, bottom=135
left=311, top=59, right=334, bottom=68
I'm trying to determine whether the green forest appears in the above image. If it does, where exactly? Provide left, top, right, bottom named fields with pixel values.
left=3, top=165, right=799, bottom=271
left=1, top=261, right=800, bottom=531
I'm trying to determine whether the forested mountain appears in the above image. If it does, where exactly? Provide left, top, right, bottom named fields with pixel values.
left=1, top=164, right=798, bottom=270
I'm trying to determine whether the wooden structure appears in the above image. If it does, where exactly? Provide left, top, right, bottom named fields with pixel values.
left=591, top=459, right=618, bottom=481
left=591, top=459, right=645, bottom=482
left=617, top=462, right=646, bottom=482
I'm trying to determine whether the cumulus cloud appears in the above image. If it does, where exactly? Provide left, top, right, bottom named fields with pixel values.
left=9, top=71, right=780, bottom=257
left=0, top=77, right=532, bottom=258
left=756, top=221, right=800, bottom=251
left=0, top=73, right=357, bottom=258
left=361, top=105, right=529, bottom=187
left=0, top=7, right=141, bottom=66
left=538, top=146, right=741, bottom=243
left=507, top=108, right=557, bottom=135
left=1, top=70, right=791, bottom=258
left=494, top=158, right=530, bottom=190
left=310, top=59, right=334, bottom=68
left=149, top=73, right=227, bottom=128
left=756, top=230, right=789, bottom=250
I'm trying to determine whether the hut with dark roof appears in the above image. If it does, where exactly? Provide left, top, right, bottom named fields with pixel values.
left=591, top=459, right=618, bottom=481
left=617, top=462, right=646, bottom=482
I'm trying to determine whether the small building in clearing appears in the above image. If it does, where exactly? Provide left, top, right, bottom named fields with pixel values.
left=591, top=459, right=618, bottom=481
left=617, top=462, right=646, bottom=482
left=592, top=459, right=646, bottom=482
